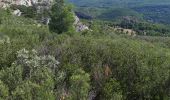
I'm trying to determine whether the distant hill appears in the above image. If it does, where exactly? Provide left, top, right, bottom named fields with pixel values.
left=69, top=0, right=170, bottom=25
left=133, top=5, right=170, bottom=24
left=68, top=0, right=170, bottom=8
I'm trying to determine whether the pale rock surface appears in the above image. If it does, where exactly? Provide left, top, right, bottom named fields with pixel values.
left=12, top=9, right=22, bottom=16
left=0, top=0, right=53, bottom=7
left=74, top=16, right=89, bottom=32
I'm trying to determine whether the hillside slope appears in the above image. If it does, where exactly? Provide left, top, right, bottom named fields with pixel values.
left=0, top=0, right=170, bottom=98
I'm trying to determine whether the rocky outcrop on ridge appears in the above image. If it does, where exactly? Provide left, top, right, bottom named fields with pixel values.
left=74, top=16, right=89, bottom=32
left=0, top=0, right=53, bottom=8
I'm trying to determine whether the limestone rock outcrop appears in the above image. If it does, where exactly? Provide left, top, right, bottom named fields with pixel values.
left=0, top=0, right=32, bottom=7
left=74, top=16, right=89, bottom=32
left=0, top=0, right=53, bottom=7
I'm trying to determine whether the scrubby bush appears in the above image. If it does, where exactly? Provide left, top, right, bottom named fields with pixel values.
left=40, top=34, right=170, bottom=100
left=0, top=80, right=9, bottom=100
left=10, top=5, right=37, bottom=18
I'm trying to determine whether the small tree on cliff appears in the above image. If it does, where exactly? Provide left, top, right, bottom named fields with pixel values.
left=49, top=0, right=75, bottom=34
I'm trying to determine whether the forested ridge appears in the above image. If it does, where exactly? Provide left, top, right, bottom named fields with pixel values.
left=0, top=0, right=170, bottom=100
left=70, top=0, right=170, bottom=25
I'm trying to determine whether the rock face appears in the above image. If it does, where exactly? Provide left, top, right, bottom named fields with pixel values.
left=0, top=0, right=32, bottom=7
left=74, top=16, right=89, bottom=32
left=0, top=0, right=53, bottom=7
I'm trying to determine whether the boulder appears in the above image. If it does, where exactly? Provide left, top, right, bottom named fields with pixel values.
left=12, top=9, right=22, bottom=16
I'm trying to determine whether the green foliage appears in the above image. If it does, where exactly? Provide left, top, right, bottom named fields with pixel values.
left=98, top=8, right=142, bottom=20
left=69, top=68, right=90, bottom=100
left=1, top=2, right=170, bottom=99
left=0, top=65, right=23, bottom=92
left=115, top=18, right=170, bottom=36
left=0, top=48, right=58, bottom=100
left=10, top=5, right=37, bottom=18
left=134, top=5, right=170, bottom=24
left=43, top=34, right=170, bottom=100
left=102, top=78, right=123, bottom=100
left=0, top=80, right=9, bottom=100
left=12, top=80, right=55, bottom=100
left=49, top=0, right=75, bottom=34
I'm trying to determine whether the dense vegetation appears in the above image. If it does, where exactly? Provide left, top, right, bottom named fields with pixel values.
left=133, top=5, right=170, bottom=24
left=0, top=0, right=170, bottom=100
left=49, top=0, right=75, bottom=34
left=115, top=18, right=170, bottom=36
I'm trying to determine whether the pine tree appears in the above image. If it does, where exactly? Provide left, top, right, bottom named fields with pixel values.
left=49, top=0, right=74, bottom=34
